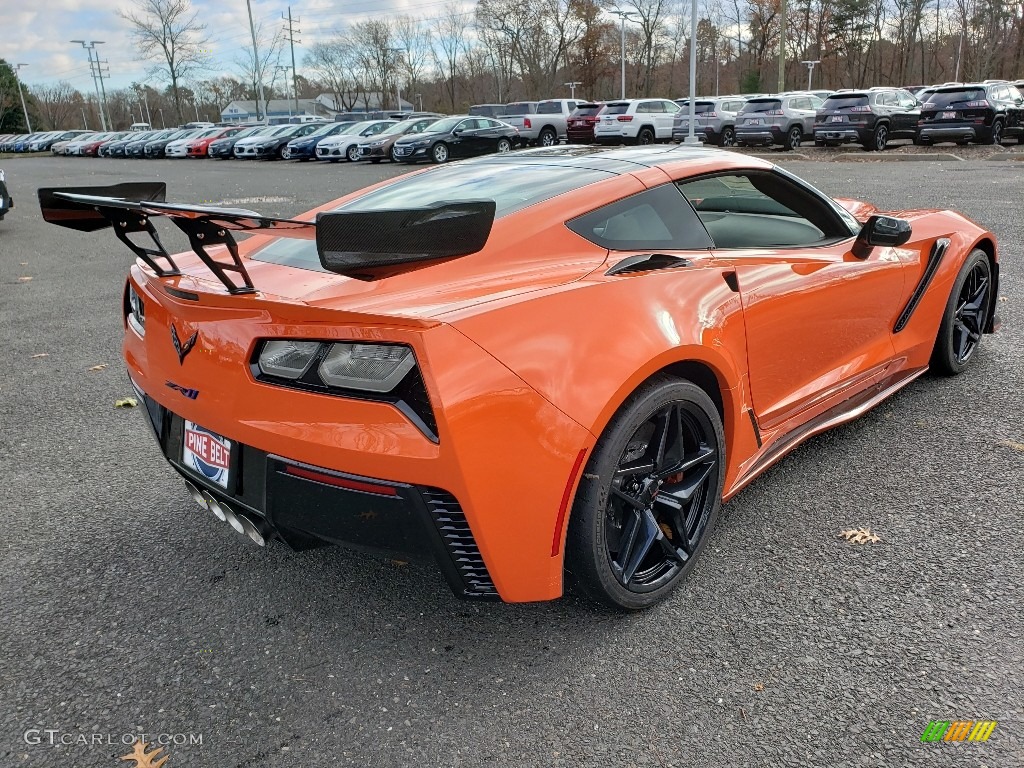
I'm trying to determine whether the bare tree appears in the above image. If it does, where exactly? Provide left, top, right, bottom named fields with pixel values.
left=118, top=0, right=210, bottom=123
left=234, top=21, right=284, bottom=104
left=31, top=81, right=85, bottom=130
left=305, top=38, right=365, bottom=111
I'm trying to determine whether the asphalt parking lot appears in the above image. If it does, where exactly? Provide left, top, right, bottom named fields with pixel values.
left=0, top=154, right=1021, bottom=768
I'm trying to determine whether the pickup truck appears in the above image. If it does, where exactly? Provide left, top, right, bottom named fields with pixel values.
left=501, top=99, right=580, bottom=146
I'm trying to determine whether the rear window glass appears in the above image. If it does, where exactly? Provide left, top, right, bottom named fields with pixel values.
left=566, top=184, right=713, bottom=252
left=537, top=102, right=565, bottom=114
left=926, top=88, right=986, bottom=107
left=602, top=103, right=631, bottom=115
left=823, top=95, right=869, bottom=108
left=572, top=104, right=603, bottom=116
left=505, top=102, right=537, bottom=114
left=252, top=163, right=615, bottom=272
left=742, top=100, right=782, bottom=112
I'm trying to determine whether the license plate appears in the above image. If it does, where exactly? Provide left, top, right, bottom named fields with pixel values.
left=941, top=111, right=956, bottom=119
left=830, top=115, right=844, bottom=122
left=746, top=118, right=762, bottom=125
left=183, top=421, right=232, bottom=489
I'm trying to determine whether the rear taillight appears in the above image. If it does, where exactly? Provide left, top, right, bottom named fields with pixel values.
left=617, top=115, right=634, bottom=122
left=523, top=118, right=531, bottom=129
left=963, top=100, right=989, bottom=108
left=126, top=282, right=145, bottom=336
left=850, top=106, right=872, bottom=112
left=765, top=110, right=785, bottom=116
left=703, top=111, right=717, bottom=117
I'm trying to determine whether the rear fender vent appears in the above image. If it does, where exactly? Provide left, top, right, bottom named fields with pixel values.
left=421, top=489, right=498, bottom=600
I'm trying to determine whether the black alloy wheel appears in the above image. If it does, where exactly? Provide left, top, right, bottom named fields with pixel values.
left=719, top=126, right=735, bottom=147
left=637, top=127, right=655, bottom=145
left=932, top=249, right=992, bottom=375
left=565, top=377, right=724, bottom=611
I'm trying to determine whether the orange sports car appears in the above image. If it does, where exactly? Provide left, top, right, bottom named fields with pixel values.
left=39, top=147, right=999, bottom=610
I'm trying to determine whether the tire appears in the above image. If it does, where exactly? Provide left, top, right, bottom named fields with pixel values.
left=345, top=145, right=359, bottom=162
left=718, top=126, right=735, bottom=147
left=538, top=127, right=557, bottom=147
left=564, top=376, right=725, bottom=611
left=496, top=137, right=513, bottom=153
left=430, top=142, right=449, bottom=164
left=389, top=145, right=398, bottom=162
left=985, top=120, right=1004, bottom=146
left=784, top=125, right=802, bottom=151
left=931, top=249, right=992, bottom=375
left=636, top=127, right=655, bottom=145
left=866, top=123, right=888, bottom=151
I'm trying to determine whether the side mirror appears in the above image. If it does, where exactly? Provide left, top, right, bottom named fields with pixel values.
left=452, top=128, right=463, bottom=135
left=854, top=215, right=912, bottom=257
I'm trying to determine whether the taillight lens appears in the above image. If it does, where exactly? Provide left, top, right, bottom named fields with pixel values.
left=126, top=283, right=145, bottom=336
left=617, top=115, right=634, bottom=122
left=523, top=118, right=531, bottom=128
left=765, top=110, right=785, bottom=116
left=703, top=111, right=717, bottom=117
left=258, top=340, right=321, bottom=379
left=963, top=100, right=989, bottom=108
left=318, top=343, right=416, bottom=393
left=850, top=106, right=872, bottom=112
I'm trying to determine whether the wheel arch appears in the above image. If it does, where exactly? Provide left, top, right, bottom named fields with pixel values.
left=970, top=236, right=999, bottom=332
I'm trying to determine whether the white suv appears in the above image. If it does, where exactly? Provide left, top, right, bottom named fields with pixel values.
left=593, top=99, right=681, bottom=145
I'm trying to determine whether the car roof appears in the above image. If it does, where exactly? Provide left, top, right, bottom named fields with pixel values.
left=454, top=145, right=774, bottom=176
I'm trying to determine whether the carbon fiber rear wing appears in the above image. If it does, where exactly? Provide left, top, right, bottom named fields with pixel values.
left=38, top=182, right=495, bottom=287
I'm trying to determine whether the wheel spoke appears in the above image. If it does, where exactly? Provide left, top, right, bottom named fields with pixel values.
left=614, top=462, right=656, bottom=478
left=616, top=509, right=661, bottom=586
left=611, top=486, right=647, bottom=510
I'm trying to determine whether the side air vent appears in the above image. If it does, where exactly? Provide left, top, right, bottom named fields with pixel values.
left=605, top=253, right=692, bottom=276
left=421, top=489, right=498, bottom=599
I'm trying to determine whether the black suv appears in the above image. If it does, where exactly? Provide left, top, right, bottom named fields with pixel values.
left=814, top=88, right=921, bottom=150
left=917, top=83, right=1024, bottom=145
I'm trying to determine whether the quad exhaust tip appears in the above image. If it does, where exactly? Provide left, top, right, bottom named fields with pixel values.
left=185, top=480, right=271, bottom=546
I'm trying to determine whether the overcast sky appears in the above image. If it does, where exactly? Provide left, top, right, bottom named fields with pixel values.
left=2, top=0, right=468, bottom=92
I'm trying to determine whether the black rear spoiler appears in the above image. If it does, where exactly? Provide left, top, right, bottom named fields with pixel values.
left=38, top=182, right=495, bottom=290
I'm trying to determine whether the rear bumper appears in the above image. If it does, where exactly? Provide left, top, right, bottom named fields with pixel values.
left=814, top=126, right=867, bottom=143
left=918, top=124, right=976, bottom=141
left=735, top=127, right=782, bottom=144
left=133, top=388, right=499, bottom=599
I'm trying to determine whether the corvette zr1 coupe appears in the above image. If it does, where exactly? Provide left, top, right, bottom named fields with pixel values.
left=38, top=146, right=999, bottom=610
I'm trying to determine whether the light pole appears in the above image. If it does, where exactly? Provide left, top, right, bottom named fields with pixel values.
left=158, top=108, right=165, bottom=129
left=684, top=0, right=700, bottom=144
left=14, top=64, right=32, bottom=133
left=801, top=60, right=820, bottom=90
left=276, top=65, right=294, bottom=115
left=71, top=40, right=107, bottom=130
left=388, top=47, right=406, bottom=111
left=610, top=9, right=639, bottom=100
left=245, top=0, right=268, bottom=121
left=563, top=81, right=582, bottom=99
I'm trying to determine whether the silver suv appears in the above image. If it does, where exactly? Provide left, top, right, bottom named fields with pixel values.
left=672, top=96, right=748, bottom=146
left=734, top=93, right=824, bottom=150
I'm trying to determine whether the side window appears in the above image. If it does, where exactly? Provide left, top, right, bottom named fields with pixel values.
left=662, top=100, right=680, bottom=113
left=566, top=184, right=713, bottom=252
left=676, top=172, right=853, bottom=248
left=636, top=101, right=652, bottom=113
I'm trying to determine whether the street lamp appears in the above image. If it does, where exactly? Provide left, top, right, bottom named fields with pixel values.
left=800, top=60, right=821, bottom=91
left=71, top=40, right=108, bottom=131
left=609, top=9, right=639, bottom=100
left=684, top=0, right=700, bottom=144
left=276, top=65, right=294, bottom=115
left=158, top=108, right=165, bottom=129
left=388, top=47, right=407, bottom=112
left=14, top=64, right=32, bottom=133
left=563, top=81, right=582, bottom=99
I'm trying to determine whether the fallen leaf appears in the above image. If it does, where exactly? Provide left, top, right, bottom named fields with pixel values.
left=114, top=397, right=138, bottom=408
left=390, top=559, right=409, bottom=567
left=17, top=276, right=33, bottom=282
left=839, top=527, right=882, bottom=545
left=30, top=353, right=49, bottom=359
left=19, top=262, right=28, bottom=266
left=998, top=439, right=1024, bottom=453
left=88, top=364, right=108, bottom=372
left=753, top=682, right=765, bottom=692
left=998, top=296, right=1007, bottom=302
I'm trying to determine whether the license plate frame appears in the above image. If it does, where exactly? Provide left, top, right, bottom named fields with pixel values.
left=182, top=420, right=232, bottom=489
left=941, top=111, right=956, bottom=120
left=830, top=115, right=844, bottom=122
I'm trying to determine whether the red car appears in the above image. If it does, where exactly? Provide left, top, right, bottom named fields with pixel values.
left=82, top=132, right=129, bottom=157
left=567, top=103, right=606, bottom=144
left=186, top=126, right=248, bottom=158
